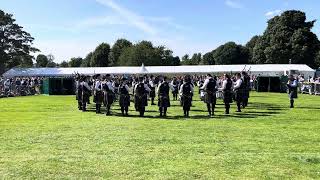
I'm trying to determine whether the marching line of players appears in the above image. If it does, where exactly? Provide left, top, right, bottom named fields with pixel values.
left=75, top=71, right=253, bottom=118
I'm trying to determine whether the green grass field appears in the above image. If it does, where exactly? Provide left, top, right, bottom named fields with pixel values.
left=1, top=92, right=320, bottom=179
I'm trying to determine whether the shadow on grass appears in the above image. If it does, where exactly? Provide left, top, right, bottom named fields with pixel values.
left=80, top=101, right=284, bottom=120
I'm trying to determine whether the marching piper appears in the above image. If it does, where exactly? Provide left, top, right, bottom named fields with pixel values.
left=149, top=75, right=157, bottom=105
left=157, top=76, right=174, bottom=117
left=201, top=74, right=217, bottom=117
left=80, top=75, right=92, bottom=112
left=179, top=76, right=194, bottom=117
left=119, top=77, right=131, bottom=116
left=94, top=74, right=103, bottom=114
left=233, top=73, right=243, bottom=112
left=220, top=74, right=233, bottom=114
left=287, top=75, right=298, bottom=108
left=241, top=71, right=250, bottom=108
left=102, top=74, right=115, bottom=115
left=134, top=77, right=151, bottom=117
left=171, top=77, right=179, bottom=101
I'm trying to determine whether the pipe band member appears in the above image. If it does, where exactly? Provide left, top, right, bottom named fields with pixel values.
left=201, top=74, right=217, bottom=117
left=80, top=75, right=92, bottom=112
left=157, top=76, right=174, bottom=117
left=103, top=74, right=115, bottom=115
left=241, top=71, right=250, bottom=108
left=180, top=76, right=194, bottom=117
left=233, top=73, right=243, bottom=112
left=119, top=77, right=131, bottom=116
left=171, top=77, right=179, bottom=101
left=134, top=77, right=151, bottom=117
left=149, top=75, right=157, bottom=105
left=287, top=75, right=298, bottom=108
left=220, top=74, right=233, bottom=114
left=94, top=74, right=104, bottom=114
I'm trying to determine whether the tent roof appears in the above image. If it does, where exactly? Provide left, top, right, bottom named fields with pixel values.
left=2, top=64, right=315, bottom=77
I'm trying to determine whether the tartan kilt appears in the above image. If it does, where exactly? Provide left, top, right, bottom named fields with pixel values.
left=158, top=95, right=170, bottom=108
left=223, top=90, right=233, bottom=104
left=242, top=89, right=249, bottom=99
left=95, top=91, right=104, bottom=104
left=149, top=87, right=156, bottom=98
left=172, top=88, right=178, bottom=94
left=119, top=94, right=130, bottom=107
left=181, top=95, right=192, bottom=107
left=82, top=91, right=90, bottom=103
left=76, top=91, right=79, bottom=101
left=233, top=89, right=243, bottom=102
left=135, top=94, right=148, bottom=108
left=289, top=90, right=298, bottom=99
left=103, top=92, right=114, bottom=106
left=204, top=92, right=217, bottom=104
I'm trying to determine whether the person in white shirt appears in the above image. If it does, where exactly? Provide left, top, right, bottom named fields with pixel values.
left=118, top=77, right=131, bottom=116
left=219, top=74, right=233, bottom=114
left=287, top=75, right=298, bottom=108
left=200, top=74, right=217, bottom=117
left=103, top=74, right=115, bottom=115
left=80, top=76, right=92, bottom=112
left=94, top=74, right=103, bottom=114
left=233, top=73, right=243, bottom=112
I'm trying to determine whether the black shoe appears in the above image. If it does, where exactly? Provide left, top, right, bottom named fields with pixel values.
left=236, top=110, right=241, bottom=112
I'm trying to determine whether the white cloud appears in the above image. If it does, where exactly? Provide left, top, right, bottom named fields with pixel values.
left=77, top=15, right=126, bottom=28
left=95, top=0, right=157, bottom=35
left=225, top=0, right=244, bottom=9
left=265, top=10, right=282, bottom=18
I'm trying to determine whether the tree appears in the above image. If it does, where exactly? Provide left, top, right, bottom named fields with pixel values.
left=109, top=39, right=132, bottom=66
left=81, top=52, right=92, bottom=67
left=212, top=42, right=249, bottom=65
left=36, top=54, right=49, bottom=67
left=246, top=35, right=260, bottom=62
left=181, top=54, right=192, bottom=65
left=118, top=41, right=172, bottom=66
left=46, top=54, right=56, bottom=67
left=0, top=10, right=38, bottom=73
left=190, top=53, right=202, bottom=65
left=91, top=43, right=111, bottom=67
left=315, top=51, right=320, bottom=68
left=69, top=57, right=83, bottom=67
left=60, top=61, right=69, bottom=67
left=251, top=10, right=320, bottom=68
left=202, top=52, right=215, bottom=65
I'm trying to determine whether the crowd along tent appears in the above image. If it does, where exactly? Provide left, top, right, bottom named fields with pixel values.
left=2, top=64, right=315, bottom=94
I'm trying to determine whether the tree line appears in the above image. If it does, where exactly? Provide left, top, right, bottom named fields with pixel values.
left=1, top=9, right=320, bottom=75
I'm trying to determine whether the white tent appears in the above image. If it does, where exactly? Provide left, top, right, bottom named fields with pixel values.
left=2, top=64, right=315, bottom=78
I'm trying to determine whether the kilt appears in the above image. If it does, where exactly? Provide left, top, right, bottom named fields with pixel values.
left=233, top=89, right=243, bottom=102
left=158, top=95, right=170, bottom=108
left=76, top=90, right=81, bottom=101
left=135, top=94, right=148, bottom=108
left=289, top=90, right=298, bottom=99
left=204, top=91, right=216, bottom=104
left=181, top=95, right=192, bottom=108
left=103, top=92, right=114, bottom=106
left=95, top=91, right=104, bottom=105
left=149, top=87, right=156, bottom=98
left=172, top=87, right=178, bottom=94
left=119, top=94, right=131, bottom=107
left=223, top=90, right=233, bottom=104
left=242, top=89, right=249, bottom=99
left=82, top=91, right=90, bottom=103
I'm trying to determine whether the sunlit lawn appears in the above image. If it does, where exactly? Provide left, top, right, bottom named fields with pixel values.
left=0, top=91, right=320, bottom=179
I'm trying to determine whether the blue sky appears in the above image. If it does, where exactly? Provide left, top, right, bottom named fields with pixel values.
left=1, top=0, right=320, bottom=63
